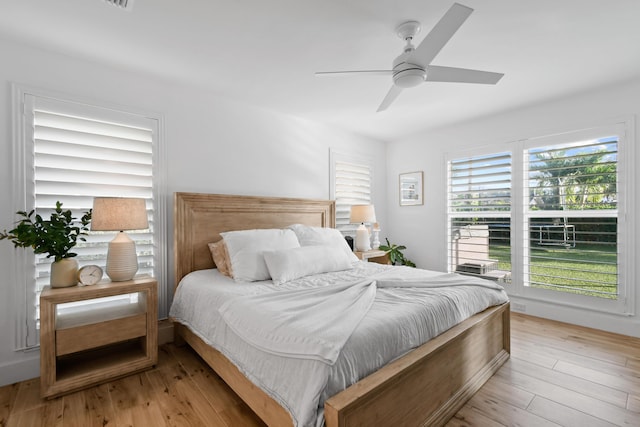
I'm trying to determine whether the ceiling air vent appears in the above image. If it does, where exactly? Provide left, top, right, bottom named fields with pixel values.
left=103, top=0, right=134, bottom=10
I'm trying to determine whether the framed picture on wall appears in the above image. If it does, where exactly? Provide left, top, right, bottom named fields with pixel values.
left=399, top=171, right=423, bottom=206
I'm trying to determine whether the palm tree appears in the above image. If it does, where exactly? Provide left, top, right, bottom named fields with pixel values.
left=530, top=149, right=616, bottom=211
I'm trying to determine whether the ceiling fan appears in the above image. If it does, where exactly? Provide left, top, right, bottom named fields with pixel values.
left=316, top=3, right=504, bottom=112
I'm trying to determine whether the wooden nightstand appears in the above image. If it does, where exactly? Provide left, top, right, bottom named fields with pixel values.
left=354, top=249, right=390, bottom=264
left=39, top=275, right=158, bottom=398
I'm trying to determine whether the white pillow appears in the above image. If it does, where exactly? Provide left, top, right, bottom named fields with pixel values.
left=220, top=229, right=300, bottom=282
left=264, top=245, right=355, bottom=285
left=287, top=224, right=359, bottom=263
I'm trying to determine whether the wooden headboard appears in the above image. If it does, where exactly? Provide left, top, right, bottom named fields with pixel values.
left=173, top=192, right=336, bottom=292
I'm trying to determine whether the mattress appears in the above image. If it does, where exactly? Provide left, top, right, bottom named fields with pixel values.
left=169, top=262, right=509, bottom=427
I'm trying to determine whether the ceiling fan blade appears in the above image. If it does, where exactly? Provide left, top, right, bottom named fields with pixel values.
left=377, top=85, right=403, bottom=112
left=409, top=3, right=473, bottom=67
left=426, top=65, right=504, bottom=84
left=315, top=70, right=392, bottom=77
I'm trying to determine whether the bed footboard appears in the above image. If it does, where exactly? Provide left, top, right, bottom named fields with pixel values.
left=174, top=302, right=509, bottom=427
left=324, top=302, right=510, bottom=427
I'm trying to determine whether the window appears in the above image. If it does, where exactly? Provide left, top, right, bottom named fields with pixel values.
left=525, top=136, right=618, bottom=299
left=330, top=149, right=373, bottom=236
left=13, top=86, right=165, bottom=348
left=448, top=151, right=512, bottom=283
left=447, top=121, right=633, bottom=314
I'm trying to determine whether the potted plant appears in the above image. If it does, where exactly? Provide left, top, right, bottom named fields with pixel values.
left=379, top=238, right=416, bottom=267
left=0, top=202, right=91, bottom=287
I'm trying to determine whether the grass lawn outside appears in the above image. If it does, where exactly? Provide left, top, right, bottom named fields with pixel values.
left=489, top=244, right=618, bottom=299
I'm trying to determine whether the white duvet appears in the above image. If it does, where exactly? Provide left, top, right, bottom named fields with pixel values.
left=169, top=262, right=508, bottom=427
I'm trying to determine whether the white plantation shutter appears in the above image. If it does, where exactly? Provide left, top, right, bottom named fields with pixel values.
left=331, top=151, right=373, bottom=235
left=18, top=93, right=162, bottom=348
left=448, top=152, right=512, bottom=214
left=524, top=135, right=619, bottom=299
left=447, top=152, right=512, bottom=280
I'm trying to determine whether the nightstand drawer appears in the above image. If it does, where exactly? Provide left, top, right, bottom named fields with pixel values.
left=56, top=313, right=147, bottom=356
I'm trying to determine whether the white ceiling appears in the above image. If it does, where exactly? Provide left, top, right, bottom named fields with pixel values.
left=2, top=0, right=640, bottom=141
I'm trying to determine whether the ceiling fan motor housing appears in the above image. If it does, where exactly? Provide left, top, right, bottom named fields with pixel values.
left=392, top=52, right=426, bottom=88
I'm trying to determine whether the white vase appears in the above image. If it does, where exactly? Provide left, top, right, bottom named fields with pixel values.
left=50, top=258, right=79, bottom=288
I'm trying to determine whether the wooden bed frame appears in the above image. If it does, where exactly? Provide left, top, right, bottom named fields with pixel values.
left=172, top=192, right=510, bottom=427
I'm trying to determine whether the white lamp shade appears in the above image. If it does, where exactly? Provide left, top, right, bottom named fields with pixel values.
left=91, top=197, right=148, bottom=231
left=350, top=205, right=376, bottom=224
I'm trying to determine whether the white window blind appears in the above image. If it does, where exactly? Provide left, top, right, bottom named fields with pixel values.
left=448, top=152, right=512, bottom=282
left=19, top=93, right=160, bottom=348
left=333, top=158, right=372, bottom=235
left=525, top=136, right=618, bottom=299
left=447, top=121, right=631, bottom=315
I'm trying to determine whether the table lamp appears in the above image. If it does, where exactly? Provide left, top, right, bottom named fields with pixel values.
left=371, top=222, right=381, bottom=249
left=350, top=204, right=376, bottom=252
left=91, top=197, right=148, bottom=281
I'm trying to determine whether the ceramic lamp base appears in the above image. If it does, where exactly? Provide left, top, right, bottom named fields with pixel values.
left=371, top=229, right=380, bottom=250
left=106, top=231, right=139, bottom=282
left=354, top=224, right=371, bottom=252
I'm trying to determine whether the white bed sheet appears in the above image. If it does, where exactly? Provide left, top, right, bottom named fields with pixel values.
left=169, top=262, right=509, bottom=427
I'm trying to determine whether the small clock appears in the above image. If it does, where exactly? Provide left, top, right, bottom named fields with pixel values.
left=77, top=265, right=103, bottom=286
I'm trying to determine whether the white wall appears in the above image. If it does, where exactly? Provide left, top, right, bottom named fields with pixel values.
left=387, top=78, right=640, bottom=338
left=0, top=37, right=387, bottom=385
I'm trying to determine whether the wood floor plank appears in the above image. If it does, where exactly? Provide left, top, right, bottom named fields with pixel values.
left=553, top=359, right=640, bottom=395
left=108, top=372, right=156, bottom=409
left=628, top=395, right=640, bottom=412
left=445, top=405, right=506, bottom=427
left=145, top=362, right=228, bottom=427
left=511, top=313, right=640, bottom=361
left=556, top=352, right=640, bottom=381
left=563, top=334, right=640, bottom=362
left=108, top=372, right=165, bottom=427
left=0, top=382, right=19, bottom=427
left=627, top=357, right=640, bottom=371
left=167, top=345, right=266, bottom=427
left=509, top=357, right=628, bottom=408
left=10, top=398, right=63, bottom=427
left=511, top=336, right=629, bottom=370
left=527, top=396, right=619, bottom=427
left=9, top=378, right=45, bottom=414
left=466, top=390, right=562, bottom=426
left=510, top=314, right=639, bottom=352
left=475, top=376, right=535, bottom=409
left=116, top=401, right=167, bottom=427
left=61, top=384, right=115, bottom=427
left=156, top=343, right=178, bottom=368
left=495, top=364, right=640, bottom=426
left=511, top=331, right=628, bottom=366
left=509, top=345, right=558, bottom=369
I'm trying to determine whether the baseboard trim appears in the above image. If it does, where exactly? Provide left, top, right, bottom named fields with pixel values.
left=0, top=353, right=40, bottom=387
left=158, top=319, right=174, bottom=345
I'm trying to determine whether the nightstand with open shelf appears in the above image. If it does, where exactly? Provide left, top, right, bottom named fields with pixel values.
left=39, top=275, right=157, bottom=398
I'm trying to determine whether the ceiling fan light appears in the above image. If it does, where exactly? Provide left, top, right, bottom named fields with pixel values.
left=393, top=68, right=426, bottom=88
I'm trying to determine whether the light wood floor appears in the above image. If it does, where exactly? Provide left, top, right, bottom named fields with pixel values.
left=1, top=313, right=639, bottom=426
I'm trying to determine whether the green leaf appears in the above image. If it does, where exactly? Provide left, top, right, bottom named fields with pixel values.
left=379, top=238, right=416, bottom=267
left=0, top=201, right=92, bottom=260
